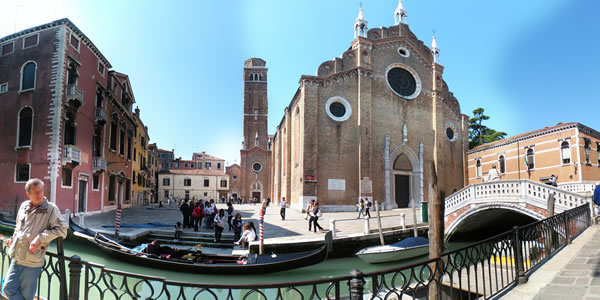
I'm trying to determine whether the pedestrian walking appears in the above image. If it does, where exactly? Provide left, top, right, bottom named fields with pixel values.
left=192, top=202, right=203, bottom=232
left=357, top=199, right=365, bottom=218
left=203, top=201, right=212, bottom=229
left=364, top=198, right=372, bottom=218
left=2, top=179, right=68, bottom=300
left=227, top=201, right=234, bottom=231
left=214, top=209, right=226, bottom=243
left=261, top=198, right=268, bottom=215
left=168, top=194, right=173, bottom=208
left=210, top=199, right=217, bottom=229
left=232, top=213, right=243, bottom=242
left=551, top=174, right=558, bottom=187
left=280, top=197, right=287, bottom=220
left=180, top=200, right=190, bottom=229
left=308, top=200, right=324, bottom=233
left=173, top=222, right=183, bottom=242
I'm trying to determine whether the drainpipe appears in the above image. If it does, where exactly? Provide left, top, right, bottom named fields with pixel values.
left=517, top=141, right=521, bottom=180
left=576, top=126, right=583, bottom=182
left=384, top=136, right=390, bottom=209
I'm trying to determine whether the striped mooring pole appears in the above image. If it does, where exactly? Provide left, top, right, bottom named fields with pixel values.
left=115, top=202, right=122, bottom=238
left=259, top=208, right=264, bottom=255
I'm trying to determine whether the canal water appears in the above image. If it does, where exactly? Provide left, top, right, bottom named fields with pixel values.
left=46, top=238, right=471, bottom=285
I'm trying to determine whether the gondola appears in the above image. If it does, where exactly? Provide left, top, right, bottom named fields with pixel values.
left=0, top=214, right=16, bottom=233
left=69, top=218, right=329, bottom=274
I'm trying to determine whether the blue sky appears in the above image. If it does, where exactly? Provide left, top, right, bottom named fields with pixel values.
left=1, top=0, right=598, bottom=165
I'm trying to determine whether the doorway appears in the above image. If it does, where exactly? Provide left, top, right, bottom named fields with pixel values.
left=394, top=175, right=410, bottom=208
left=252, top=192, right=261, bottom=203
left=393, top=153, right=413, bottom=208
left=78, top=178, right=88, bottom=213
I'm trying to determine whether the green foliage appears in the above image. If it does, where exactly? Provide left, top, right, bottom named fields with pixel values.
left=468, top=108, right=507, bottom=149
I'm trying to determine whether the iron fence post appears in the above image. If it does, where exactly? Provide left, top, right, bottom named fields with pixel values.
left=56, top=238, right=68, bottom=300
left=68, top=255, right=83, bottom=300
left=564, top=212, right=571, bottom=244
left=512, top=226, right=528, bottom=284
left=348, top=269, right=365, bottom=299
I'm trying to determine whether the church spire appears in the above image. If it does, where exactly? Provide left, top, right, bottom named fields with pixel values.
left=354, top=7, right=368, bottom=38
left=432, top=33, right=440, bottom=63
left=394, top=0, right=407, bottom=25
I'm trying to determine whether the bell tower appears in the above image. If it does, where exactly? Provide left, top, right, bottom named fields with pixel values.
left=242, top=58, right=269, bottom=151
left=240, top=58, right=271, bottom=203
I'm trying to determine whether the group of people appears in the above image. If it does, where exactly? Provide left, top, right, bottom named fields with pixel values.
left=174, top=199, right=239, bottom=243
left=173, top=199, right=261, bottom=246
left=356, top=198, right=372, bottom=218
left=305, top=200, right=326, bottom=233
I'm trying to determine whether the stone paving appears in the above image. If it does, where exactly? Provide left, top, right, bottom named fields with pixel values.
left=74, top=203, right=423, bottom=243
left=532, top=227, right=600, bottom=300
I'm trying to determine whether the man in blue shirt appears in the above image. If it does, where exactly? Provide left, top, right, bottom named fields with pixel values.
left=594, top=185, right=600, bottom=215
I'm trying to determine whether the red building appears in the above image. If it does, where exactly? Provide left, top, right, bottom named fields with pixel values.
left=0, top=19, right=136, bottom=215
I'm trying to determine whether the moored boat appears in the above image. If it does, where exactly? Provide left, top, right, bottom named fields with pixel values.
left=69, top=218, right=329, bottom=274
left=356, top=237, right=429, bottom=264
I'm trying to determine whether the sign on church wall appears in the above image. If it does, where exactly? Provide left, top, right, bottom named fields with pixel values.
left=328, top=179, right=345, bottom=191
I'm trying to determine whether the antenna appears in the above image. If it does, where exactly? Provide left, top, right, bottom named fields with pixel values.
left=14, top=4, right=24, bottom=33
left=359, top=1, right=362, bottom=8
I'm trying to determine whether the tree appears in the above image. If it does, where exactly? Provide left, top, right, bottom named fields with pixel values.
left=468, top=108, right=507, bottom=149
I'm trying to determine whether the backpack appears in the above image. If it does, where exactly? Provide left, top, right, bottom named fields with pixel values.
left=192, top=207, right=201, bottom=218
left=367, top=201, right=372, bottom=208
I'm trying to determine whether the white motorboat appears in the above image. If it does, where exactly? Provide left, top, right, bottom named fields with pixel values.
left=356, top=237, right=429, bottom=264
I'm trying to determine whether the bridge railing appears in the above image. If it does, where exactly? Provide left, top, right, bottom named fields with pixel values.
left=558, top=181, right=600, bottom=195
left=445, top=179, right=593, bottom=215
left=0, top=204, right=591, bottom=300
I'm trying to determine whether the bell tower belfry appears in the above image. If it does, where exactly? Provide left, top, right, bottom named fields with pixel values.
left=240, top=58, right=271, bottom=203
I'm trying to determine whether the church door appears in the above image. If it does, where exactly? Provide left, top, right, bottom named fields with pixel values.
left=393, top=153, right=413, bottom=208
left=394, top=175, right=410, bottom=208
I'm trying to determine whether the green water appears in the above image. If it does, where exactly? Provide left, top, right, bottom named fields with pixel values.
left=44, top=238, right=471, bottom=285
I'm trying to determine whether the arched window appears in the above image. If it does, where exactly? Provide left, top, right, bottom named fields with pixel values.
left=476, top=159, right=482, bottom=178
left=561, top=141, right=571, bottom=164
left=17, top=107, right=33, bottom=147
left=119, top=122, right=126, bottom=155
left=63, top=111, right=76, bottom=145
left=21, top=62, right=36, bottom=91
left=109, top=115, right=118, bottom=151
left=498, top=155, right=505, bottom=174
left=584, top=138, right=591, bottom=164
left=526, top=148, right=535, bottom=170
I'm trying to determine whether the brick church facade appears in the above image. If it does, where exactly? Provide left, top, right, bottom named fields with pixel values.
left=268, top=3, right=469, bottom=211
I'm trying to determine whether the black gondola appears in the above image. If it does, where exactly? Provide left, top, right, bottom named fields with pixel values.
left=69, top=217, right=328, bottom=274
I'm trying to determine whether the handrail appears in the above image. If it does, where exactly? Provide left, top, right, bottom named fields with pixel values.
left=1, top=203, right=590, bottom=300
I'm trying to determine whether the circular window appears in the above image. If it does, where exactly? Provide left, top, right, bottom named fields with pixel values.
left=252, top=162, right=262, bottom=172
left=329, top=102, right=346, bottom=118
left=446, top=128, right=454, bottom=140
left=232, top=175, right=238, bottom=181
left=325, top=96, right=352, bottom=122
left=445, top=122, right=457, bottom=142
left=397, top=47, right=410, bottom=58
left=385, top=64, right=421, bottom=99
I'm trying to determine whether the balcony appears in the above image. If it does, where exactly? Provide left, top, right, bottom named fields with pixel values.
left=92, top=157, right=107, bottom=172
left=66, top=84, right=84, bottom=110
left=140, top=166, right=149, bottom=174
left=63, top=145, right=81, bottom=166
left=94, top=107, right=107, bottom=125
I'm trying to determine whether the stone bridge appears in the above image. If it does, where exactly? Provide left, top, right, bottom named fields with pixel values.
left=444, top=179, right=598, bottom=239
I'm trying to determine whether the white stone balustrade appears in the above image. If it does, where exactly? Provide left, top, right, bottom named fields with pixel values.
left=445, top=179, right=594, bottom=216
